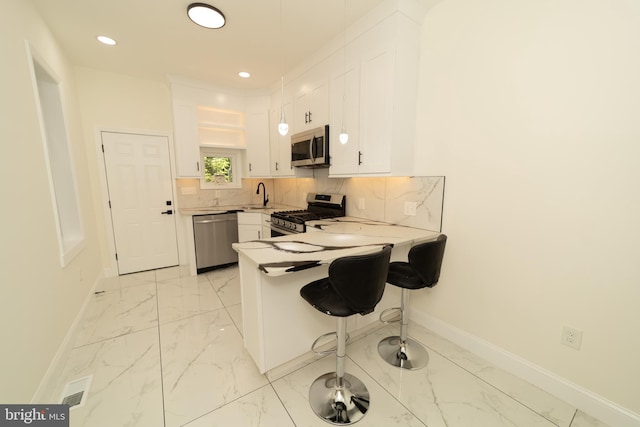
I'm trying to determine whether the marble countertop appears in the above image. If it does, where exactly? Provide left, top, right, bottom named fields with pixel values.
left=233, top=217, right=439, bottom=276
left=178, top=204, right=297, bottom=216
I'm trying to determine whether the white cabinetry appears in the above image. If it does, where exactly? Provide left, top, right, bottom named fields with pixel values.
left=269, top=102, right=294, bottom=177
left=173, top=103, right=200, bottom=177
left=328, top=60, right=360, bottom=176
left=245, top=97, right=271, bottom=177
left=269, top=92, right=312, bottom=178
left=329, top=11, right=420, bottom=177
left=293, top=78, right=329, bottom=134
left=171, top=80, right=270, bottom=178
left=238, top=212, right=270, bottom=241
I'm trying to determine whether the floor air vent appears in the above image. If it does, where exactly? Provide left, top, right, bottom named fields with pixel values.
left=60, top=375, right=92, bottom=409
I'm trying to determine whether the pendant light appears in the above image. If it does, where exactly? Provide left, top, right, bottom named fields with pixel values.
left=277, top=0, right=289, bottom=136
left=339, top=0, right=349, bottom=144
left=278, top=76, right=289, bottom=136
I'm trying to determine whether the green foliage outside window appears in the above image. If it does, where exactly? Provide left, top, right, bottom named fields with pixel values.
left=204, top=156, right=232, bottom=183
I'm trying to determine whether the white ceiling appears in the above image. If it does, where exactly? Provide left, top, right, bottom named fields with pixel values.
left=30, top=0, right=396, bottom=91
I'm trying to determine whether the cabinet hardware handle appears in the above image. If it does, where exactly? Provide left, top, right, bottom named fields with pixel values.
left=358, top=151, right=363, bottom=165
left=275, top=162, right=279, bottom=171
left=249, top=163, right=252, bottom=172
left=308, top=111, right=312, bottom=122
left=196, top=161, right=200, bottom=171
left=258, top=231, right=261, bottom=239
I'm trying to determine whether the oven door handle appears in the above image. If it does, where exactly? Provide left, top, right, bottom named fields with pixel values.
left=270, top=224, right=296, bottom=236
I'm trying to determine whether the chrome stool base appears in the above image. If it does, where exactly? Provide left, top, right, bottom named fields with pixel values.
left=377, top=336, right=429, bottom=370
left=309, top=372, right=370, bottom=425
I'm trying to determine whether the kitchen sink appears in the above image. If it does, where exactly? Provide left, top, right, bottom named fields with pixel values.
left=242, top=205, right=273, bottom=210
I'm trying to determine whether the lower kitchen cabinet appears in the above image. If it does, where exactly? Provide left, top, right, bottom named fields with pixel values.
left=238, top=212, right=270, bottom=241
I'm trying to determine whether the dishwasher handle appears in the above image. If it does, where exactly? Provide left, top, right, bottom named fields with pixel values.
left=194, top=217, right=230, bottom=224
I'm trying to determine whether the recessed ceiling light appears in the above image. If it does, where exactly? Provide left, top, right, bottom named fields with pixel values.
left=238, top=71, right=251, bottom=78
left=187, top=3, right=226, bottom=29
left=97, top=35, right=117, bottom=46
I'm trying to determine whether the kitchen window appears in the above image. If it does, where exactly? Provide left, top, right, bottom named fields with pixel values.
left=200, top=147, right=242, bottom=189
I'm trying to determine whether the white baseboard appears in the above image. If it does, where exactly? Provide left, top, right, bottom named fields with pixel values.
left=410, top=309, right=640, bottom=427
left=31, top=271, right=103, bottom=403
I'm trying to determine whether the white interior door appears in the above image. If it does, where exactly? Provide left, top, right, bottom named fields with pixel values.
left=102, top=131, right=179, bottom=274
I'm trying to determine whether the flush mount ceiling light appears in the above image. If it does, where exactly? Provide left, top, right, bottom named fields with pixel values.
left=238, top=71, right=251, bottom=78
left=97, top=35, right=117, bottom=46
left=187, top=3, right=226, bottom=29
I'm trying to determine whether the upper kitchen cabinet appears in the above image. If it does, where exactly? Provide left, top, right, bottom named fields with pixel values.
left=328, top=59, right=360, bottom=176
left=269, top=89, right=312, bottom=178
left=329, top=6, right=421, bottom=177
left=292, top=77, right=329, bottom=134
left=173, top=103, right=201, bottom=177
left=245, top=96, right=271, bottom=177
left=170, top=79, right=270, bottom=178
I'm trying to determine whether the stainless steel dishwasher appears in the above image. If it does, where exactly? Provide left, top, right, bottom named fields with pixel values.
left=193, top=212, right=239, bottom=273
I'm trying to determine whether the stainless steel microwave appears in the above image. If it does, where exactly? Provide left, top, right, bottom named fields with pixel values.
left=291, top=125, right=330, bottom=168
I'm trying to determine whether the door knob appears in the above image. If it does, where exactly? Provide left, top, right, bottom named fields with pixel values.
left=161, top=210, right=173, bottom=215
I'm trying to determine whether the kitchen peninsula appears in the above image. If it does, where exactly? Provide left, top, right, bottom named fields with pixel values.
left=232, top=218, right=439, bottom=373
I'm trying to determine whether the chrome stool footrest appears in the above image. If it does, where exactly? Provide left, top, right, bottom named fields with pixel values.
left=311, top=331, right=351, bottom=356
left=377, top=336, right=429, bottom=370
left=378, top=306, right=401, bottom=324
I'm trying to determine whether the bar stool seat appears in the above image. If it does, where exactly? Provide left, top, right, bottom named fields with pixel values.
left=378, top=235, right=447, bottom=370
left=300, top=245, right=392, bottom=425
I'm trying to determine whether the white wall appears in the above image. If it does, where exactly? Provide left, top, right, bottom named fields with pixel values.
left=412, top=0, right=640, bottom=415
left=0, top=0, right=102, bottom=402
left=73, top=67, right=175, bottom=270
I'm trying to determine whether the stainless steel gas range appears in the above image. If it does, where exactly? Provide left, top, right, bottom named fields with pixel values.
left=270, top=193, right=345, bottom=236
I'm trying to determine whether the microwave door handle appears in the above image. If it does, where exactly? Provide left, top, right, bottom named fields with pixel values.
left=309, top=136, right=316, bottom=163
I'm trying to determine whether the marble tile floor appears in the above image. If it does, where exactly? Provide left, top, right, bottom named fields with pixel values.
left=39, top=265, right=610, bottom=427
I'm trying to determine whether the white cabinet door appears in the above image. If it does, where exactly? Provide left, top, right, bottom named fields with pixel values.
left=245, top=110, right=271, bottom=177
left=269, top=103, right=295, bottom=177
left=173, top=103, right=200, bottom=177
left=329, top=41, right=395, bottom=176
left=329, top=59, right=360, bottom=175
left=358, top=42, right=394, bottom=174
left=293, top=78, right=329, bottom=133
left=238, top=212, right=264, bottom=241
left=328, top=11, right=419, bottom=177
left=238, top=224, right=262, bottom=242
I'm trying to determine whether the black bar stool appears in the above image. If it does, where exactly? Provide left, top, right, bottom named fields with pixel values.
left=378, top=235, right=447, bottom=370
left=300, top=245, right=392, bottom=425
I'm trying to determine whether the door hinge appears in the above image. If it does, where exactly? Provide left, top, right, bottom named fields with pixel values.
left=115, top=253, right=118, bottom=261
left=101, top=144, right=104, bottom=153
left=108, top=200, right=111, bottom=209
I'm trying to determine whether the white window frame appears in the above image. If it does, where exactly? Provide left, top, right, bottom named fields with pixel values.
left=199, top=147, right=243, bottom=189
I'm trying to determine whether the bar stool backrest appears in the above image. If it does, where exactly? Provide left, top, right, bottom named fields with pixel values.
left=328, top=245, right=393, bottom=316
left=408, top=235, right=447, bottom=288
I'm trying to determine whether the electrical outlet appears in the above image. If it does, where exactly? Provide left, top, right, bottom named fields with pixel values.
left=404, top=201, right=417, bottom=216
left=561, top=326, right=583, bottom=350
left=357, top=198, right=365, bottom=210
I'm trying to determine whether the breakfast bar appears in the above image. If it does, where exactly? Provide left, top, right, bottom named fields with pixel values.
left=232, top=218, right=439, bottom=373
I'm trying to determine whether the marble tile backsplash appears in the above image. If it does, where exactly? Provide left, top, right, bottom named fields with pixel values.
left=272, top=169, right=445, bottom=232
left=175, top=178, right=276, bottom=209
left=176, top=169, right=444, bottom=232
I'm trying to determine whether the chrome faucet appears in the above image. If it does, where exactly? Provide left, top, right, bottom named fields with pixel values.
left=256, top=182, right=269, bottom=207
